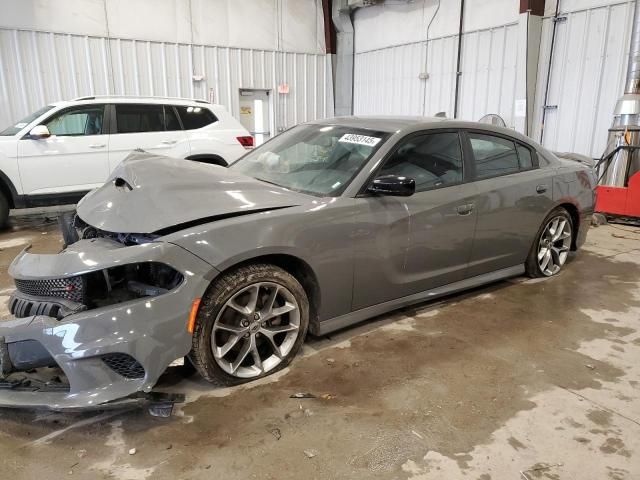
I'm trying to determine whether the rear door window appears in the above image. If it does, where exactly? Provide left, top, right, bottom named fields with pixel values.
left=469, top=133, right=520, bottom=179
left=115, top=104, right=166, bottom=133
left=163, top=106, right=181, bottom=131
left=516, top=144, right=534, bottom=170
left=176, top=106, right=217, bottom=130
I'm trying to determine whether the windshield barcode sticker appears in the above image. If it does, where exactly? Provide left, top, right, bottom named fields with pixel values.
left=338, top=133, right=381, bottom=147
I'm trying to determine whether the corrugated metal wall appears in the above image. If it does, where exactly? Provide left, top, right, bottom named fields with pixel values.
left=0, top=28, right=334, bottom=133
left=353, top=23, right=519, bottom=126
left=532, top=1, right=634, bottom=157
left=457, top=24, right=519, bottom=125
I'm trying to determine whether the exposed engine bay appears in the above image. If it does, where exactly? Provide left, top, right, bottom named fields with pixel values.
left=9, top=261, right=184, bottom=320
left=8, top=213, right=184, bottom=321
left=63, top=212, right=160, bottom=247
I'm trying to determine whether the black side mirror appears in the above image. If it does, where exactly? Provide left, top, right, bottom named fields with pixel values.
left=367, top=174, right=415, bottom=197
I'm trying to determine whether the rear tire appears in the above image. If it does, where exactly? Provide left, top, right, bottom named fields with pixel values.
left=0, top=192, right=9, bottom=230
left=189, top=264, right=309, bottom=386
left=526, top=207, right=573, bottom=278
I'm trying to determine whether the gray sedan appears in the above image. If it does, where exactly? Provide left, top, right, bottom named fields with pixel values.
left=0, top=116, right=595, bottom=410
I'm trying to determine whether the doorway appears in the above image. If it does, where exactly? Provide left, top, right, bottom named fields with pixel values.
left=238, top=89, right=271, bottom=146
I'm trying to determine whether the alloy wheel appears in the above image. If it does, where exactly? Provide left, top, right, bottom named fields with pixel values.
left=211, top=282, right=300, bottom=378
left=537, top=215, right=572, bottom=276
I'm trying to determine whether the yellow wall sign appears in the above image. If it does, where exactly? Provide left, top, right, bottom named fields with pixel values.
left=240, top=106, right=252, bottom=115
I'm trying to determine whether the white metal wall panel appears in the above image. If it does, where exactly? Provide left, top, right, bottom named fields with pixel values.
left=0, top=28, right=334, bottom=133
left=532, top=1, right=634, bottom=157
left=458, top=24, right=518, bottom=126
left=354, top=43, right=421, bottom=116
left=354, top=24, right=517, bottom=124
left=424, top=36, right=458, bottom=118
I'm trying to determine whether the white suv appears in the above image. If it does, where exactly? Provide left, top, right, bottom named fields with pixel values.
left=0, top=96, right=253, bottom=227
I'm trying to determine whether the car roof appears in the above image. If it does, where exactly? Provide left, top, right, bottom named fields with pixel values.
left=49, top=96, right=222, bottom=108
left=309, top=115, right=536, bottom=146
left=311, top=115, right=446, bottom=132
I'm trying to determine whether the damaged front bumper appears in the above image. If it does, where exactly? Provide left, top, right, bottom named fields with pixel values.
left=0, top=238, right=216, bottom=411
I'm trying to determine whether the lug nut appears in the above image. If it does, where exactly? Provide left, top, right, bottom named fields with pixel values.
left=242, top=320, right=249, bottom=327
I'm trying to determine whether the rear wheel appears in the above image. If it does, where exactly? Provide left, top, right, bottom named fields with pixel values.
left=189, top=264, right=309, bottom=386
left=526, top=207, right=573, bottom=277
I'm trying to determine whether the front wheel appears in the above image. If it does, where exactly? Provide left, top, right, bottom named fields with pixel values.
left=189, top=264, right=309, bottom=386
left=0, top=192, right=9, bottom=230
left=526, top=207, right=573, bottom=278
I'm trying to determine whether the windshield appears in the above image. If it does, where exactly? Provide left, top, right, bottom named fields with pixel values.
left=0, top=105, right=55, bottom=136
left=230, top=124, right=389, bottom=196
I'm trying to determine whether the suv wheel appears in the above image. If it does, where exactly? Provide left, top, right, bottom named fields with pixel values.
left=0, top=192, right=9, bottom=230
left=189, top=264, right=309, bottom=386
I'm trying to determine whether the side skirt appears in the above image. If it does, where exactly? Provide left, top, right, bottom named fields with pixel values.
left=315, top=265, right=525, bottom=336
left=13, top=191, right=89, bottom=209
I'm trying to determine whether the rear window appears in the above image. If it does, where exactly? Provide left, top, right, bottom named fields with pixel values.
left=176, top=106, right=217, bottom=130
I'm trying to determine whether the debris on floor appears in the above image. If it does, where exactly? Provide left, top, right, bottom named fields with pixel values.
left=290, top=392, right=316, bottom=399
left=303, top=449, right=318, bottom=459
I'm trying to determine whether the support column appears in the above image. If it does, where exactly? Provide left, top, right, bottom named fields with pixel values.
left=515, top=0, right=545, bottom=136
left=332, top=0, right=354, bottom=116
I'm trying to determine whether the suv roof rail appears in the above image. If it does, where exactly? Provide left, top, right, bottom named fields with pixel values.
left=71, top=95, right=211, bottom=104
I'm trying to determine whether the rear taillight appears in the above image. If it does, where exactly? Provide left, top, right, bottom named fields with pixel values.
left=236, top=136, right=254, bottom=148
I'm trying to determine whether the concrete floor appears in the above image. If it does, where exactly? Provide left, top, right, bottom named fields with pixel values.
left=0, top=214, right=639, bottom=480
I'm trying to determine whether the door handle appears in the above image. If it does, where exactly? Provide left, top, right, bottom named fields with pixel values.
left=536, top=184, right=548, bottom=194
left=161, top=140, right=177, bottom=145
left=456, top=203, right=474, bottom=216
left=89, top=143, right=106, bottom=149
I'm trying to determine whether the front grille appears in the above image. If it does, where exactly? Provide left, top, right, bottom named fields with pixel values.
left=14, top=276, right=86, bottom=303
left=102, top=353, right=145, bottom=379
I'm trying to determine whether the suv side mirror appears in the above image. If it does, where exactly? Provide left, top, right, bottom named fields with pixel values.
left=28, top=125, right=51, bottom=139
left=367, top=174, right=416, bottom=197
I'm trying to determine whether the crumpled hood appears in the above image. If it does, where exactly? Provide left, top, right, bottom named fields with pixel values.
left=77, top=152, right=310, bottom=234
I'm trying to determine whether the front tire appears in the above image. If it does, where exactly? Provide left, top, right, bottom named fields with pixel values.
left=189, top=264, right=309, bottom=386
left=0, top=192, right=9, bottom=230
left=526, top=207, right=573, bottom=278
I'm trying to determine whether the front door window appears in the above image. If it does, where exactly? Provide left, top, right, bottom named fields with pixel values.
left=379, top=132, right=464, bottom=191
left=45, top=105, right=105, bottom=136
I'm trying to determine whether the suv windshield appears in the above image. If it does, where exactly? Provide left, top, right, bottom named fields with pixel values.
left=230, top=124, right=388, bottom=196
left=0, top=105, right=55, bottom=136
